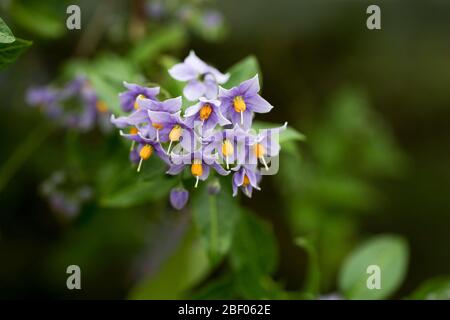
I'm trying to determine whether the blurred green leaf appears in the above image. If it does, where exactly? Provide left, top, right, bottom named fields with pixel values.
left=192, top=183, right=241, bottom=264
left=224, top=56, right=261, bottom=89
left=0, top=38, right=32, bottom=70
left=253, top=120, right=306, bottom=144
left=409, top=277, right=450, bottom=300
left=0, top=18, right=15, bottom=43
left=64, top=55, right=140, bottom=115
left=10, top=0, right=66, bottom=38
left=230, top=210, right=278, bottom=275
left=97, top=155, right=175, bottom=208
left=129, top=25, right=186, bottom=66
left=129, top=226, right=211, bottom=299
left=295, top=237, right=321, bottom=297
left=338, top=235, right=409, bottom=299
left=190, top=275, right=236, bottom=300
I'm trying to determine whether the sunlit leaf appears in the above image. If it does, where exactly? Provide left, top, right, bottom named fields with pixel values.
left=0, top=18, right=15, bottom=43
left=338, top=235, right=409, bottom=299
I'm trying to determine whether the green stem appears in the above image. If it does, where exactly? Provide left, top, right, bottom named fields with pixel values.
left=0, top=123, right=54, bottom=193
left=209, top=194, right=219, bottom=262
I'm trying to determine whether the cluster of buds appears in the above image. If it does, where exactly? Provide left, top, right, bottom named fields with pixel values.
left=26, top=76, right=111, bottom=132
left=111, top=51, right=286, bottom=209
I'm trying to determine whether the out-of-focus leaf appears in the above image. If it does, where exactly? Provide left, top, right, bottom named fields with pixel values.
left=190, top=275, right=236, bottom=300
left=338, top=235, right=409, bottom=299
left=129, top=226, right=211, bottom=299
left=10, top=0, right=66, bottom=38
left=230, top=210, right=278, bottom=275
left=63, top=55, right=140, bottom=115
left=129, top=25, right=186, bottom=66
left=192, top=183, right=241, bottom=264
left=159, top=55, right=184, bottom=98
left=0, top=38, right=32, bottom=70
left=253, top=120, right=306, bottom=144
left=224, top=56, right=261, bottom=89
left=97, top=155, right=175, bottom=208
left=295, top=237, right=321, bottom=297
left=409, top=277, right=450, bottom=300
left=0, top=18, right=15, bottom=43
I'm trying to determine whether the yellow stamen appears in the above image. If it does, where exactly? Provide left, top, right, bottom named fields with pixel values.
left=191, top=160, right=203, bottom=177
left=169, top=125, right=182, bottom=142
left=129, top=127, right=138, bottom=135
left=191, top=160, right=203, bottom=188
left=199, top=104, right=213, bottom=121
left=221, top=140, right=234, bottom=157
left=134, top=94, right=146, bottom=110
left=243, top=175, right=250, bottom=186
left=254, top=143, right=266, bottom=158
left=152, top=123, right=163, bottom=130
left=233, top=96, right=246, bottom=113
left=139, top=144, right=153, bottom=160
left=96, top=100, right=108, bottom=113
left=137, top=144, right=153, bottom=172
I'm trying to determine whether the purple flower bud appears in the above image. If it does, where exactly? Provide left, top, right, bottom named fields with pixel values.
left=207, top=179, right=221, bottom=195
left=170, top=187, right=189, bottom=210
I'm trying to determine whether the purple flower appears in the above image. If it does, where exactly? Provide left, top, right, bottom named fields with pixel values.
left=184, top=97, right=230, bottom=131
left=251, top=122, right=287, bottom=171
left=147, top=110, right=193, bottom=149
left=136, top=96, right=181, bottom=113
left=169, top=51, right=229, bottom=101
left=119, top=82, right=160, bottom=113
left=219, top=75, right=273, bottom=129
left=202, top=10, right=223, bottom=30
left=27, top=76, right=110, bottom=132
left=119, top=129, right=170, bottom=172
left=170, top=187, right=189, bottom=210
left=202, top=125, right=256, bottom=170
left=168, top=150, right=229, bottom=188
left=232, top=165, right=261, bottom=198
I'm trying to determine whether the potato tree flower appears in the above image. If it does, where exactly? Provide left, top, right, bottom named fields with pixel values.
left=219, top=75, right=273, bottom=129
left=27, top=76, right=111, bottom=132
left=232, top=164, right=261, bottom=198
left=250, top=122, right=287, bottom=171
left=184, top=97, right=230, bottom=132
left=119, top=129, right=170, bottom=172
left=168, top=150, right=229, bottom=188
left=170, top=187, right=189, bottom=210
left=119, top=81, right=160, bottom=112
left=111, top=52, right=292, bottom=209
left=169, top=51, right=229, bottom=101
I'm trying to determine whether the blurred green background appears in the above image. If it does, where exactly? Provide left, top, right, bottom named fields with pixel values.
left=0, top=0, right=449, bottom=299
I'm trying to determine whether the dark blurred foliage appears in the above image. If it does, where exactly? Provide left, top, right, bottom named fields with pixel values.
left=0, top=0, right=449, bottom=299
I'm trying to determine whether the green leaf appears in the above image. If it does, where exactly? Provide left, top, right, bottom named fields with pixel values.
left=129, top=25, right=187, bottom=66
left=0, top=18, right=15, bottom=43
left=224, top=56, right=261, bottom=89
left=230, top=210, right=278, bottom=275
left=338, top=235, right=409, bottom=299
left=192, top=182, right=241, bottom=264
left=295, top=237, right=321, bottom=297
left=252, top=120, right=306, bottom=144
left=63, top=55, right=140, bottom=115
left=10, top=0, right=65, bottom=38
left=129, top=226, right=211, bottom=299
left=97, top=154, right=175, bottom=208
left=0, top=38, right=32, bottom=70
left=409, top=277, right=450, bottom=300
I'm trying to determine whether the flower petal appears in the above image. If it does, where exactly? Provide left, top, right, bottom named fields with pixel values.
left=183, top=80, right=206, bottom=101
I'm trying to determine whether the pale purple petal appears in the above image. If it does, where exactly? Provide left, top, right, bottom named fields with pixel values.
left=170, top=188, right=189, bottom=210
left=169, top=63, right=198, bottom=81
left=184, top=80, right=206, bottom=101
left=246, top=94, right=273, bottom=113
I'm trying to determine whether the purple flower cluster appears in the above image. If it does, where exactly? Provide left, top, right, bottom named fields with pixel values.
left=27, top=76, right=111, bottom=132
left=111, top=52, right=286, bottom=210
